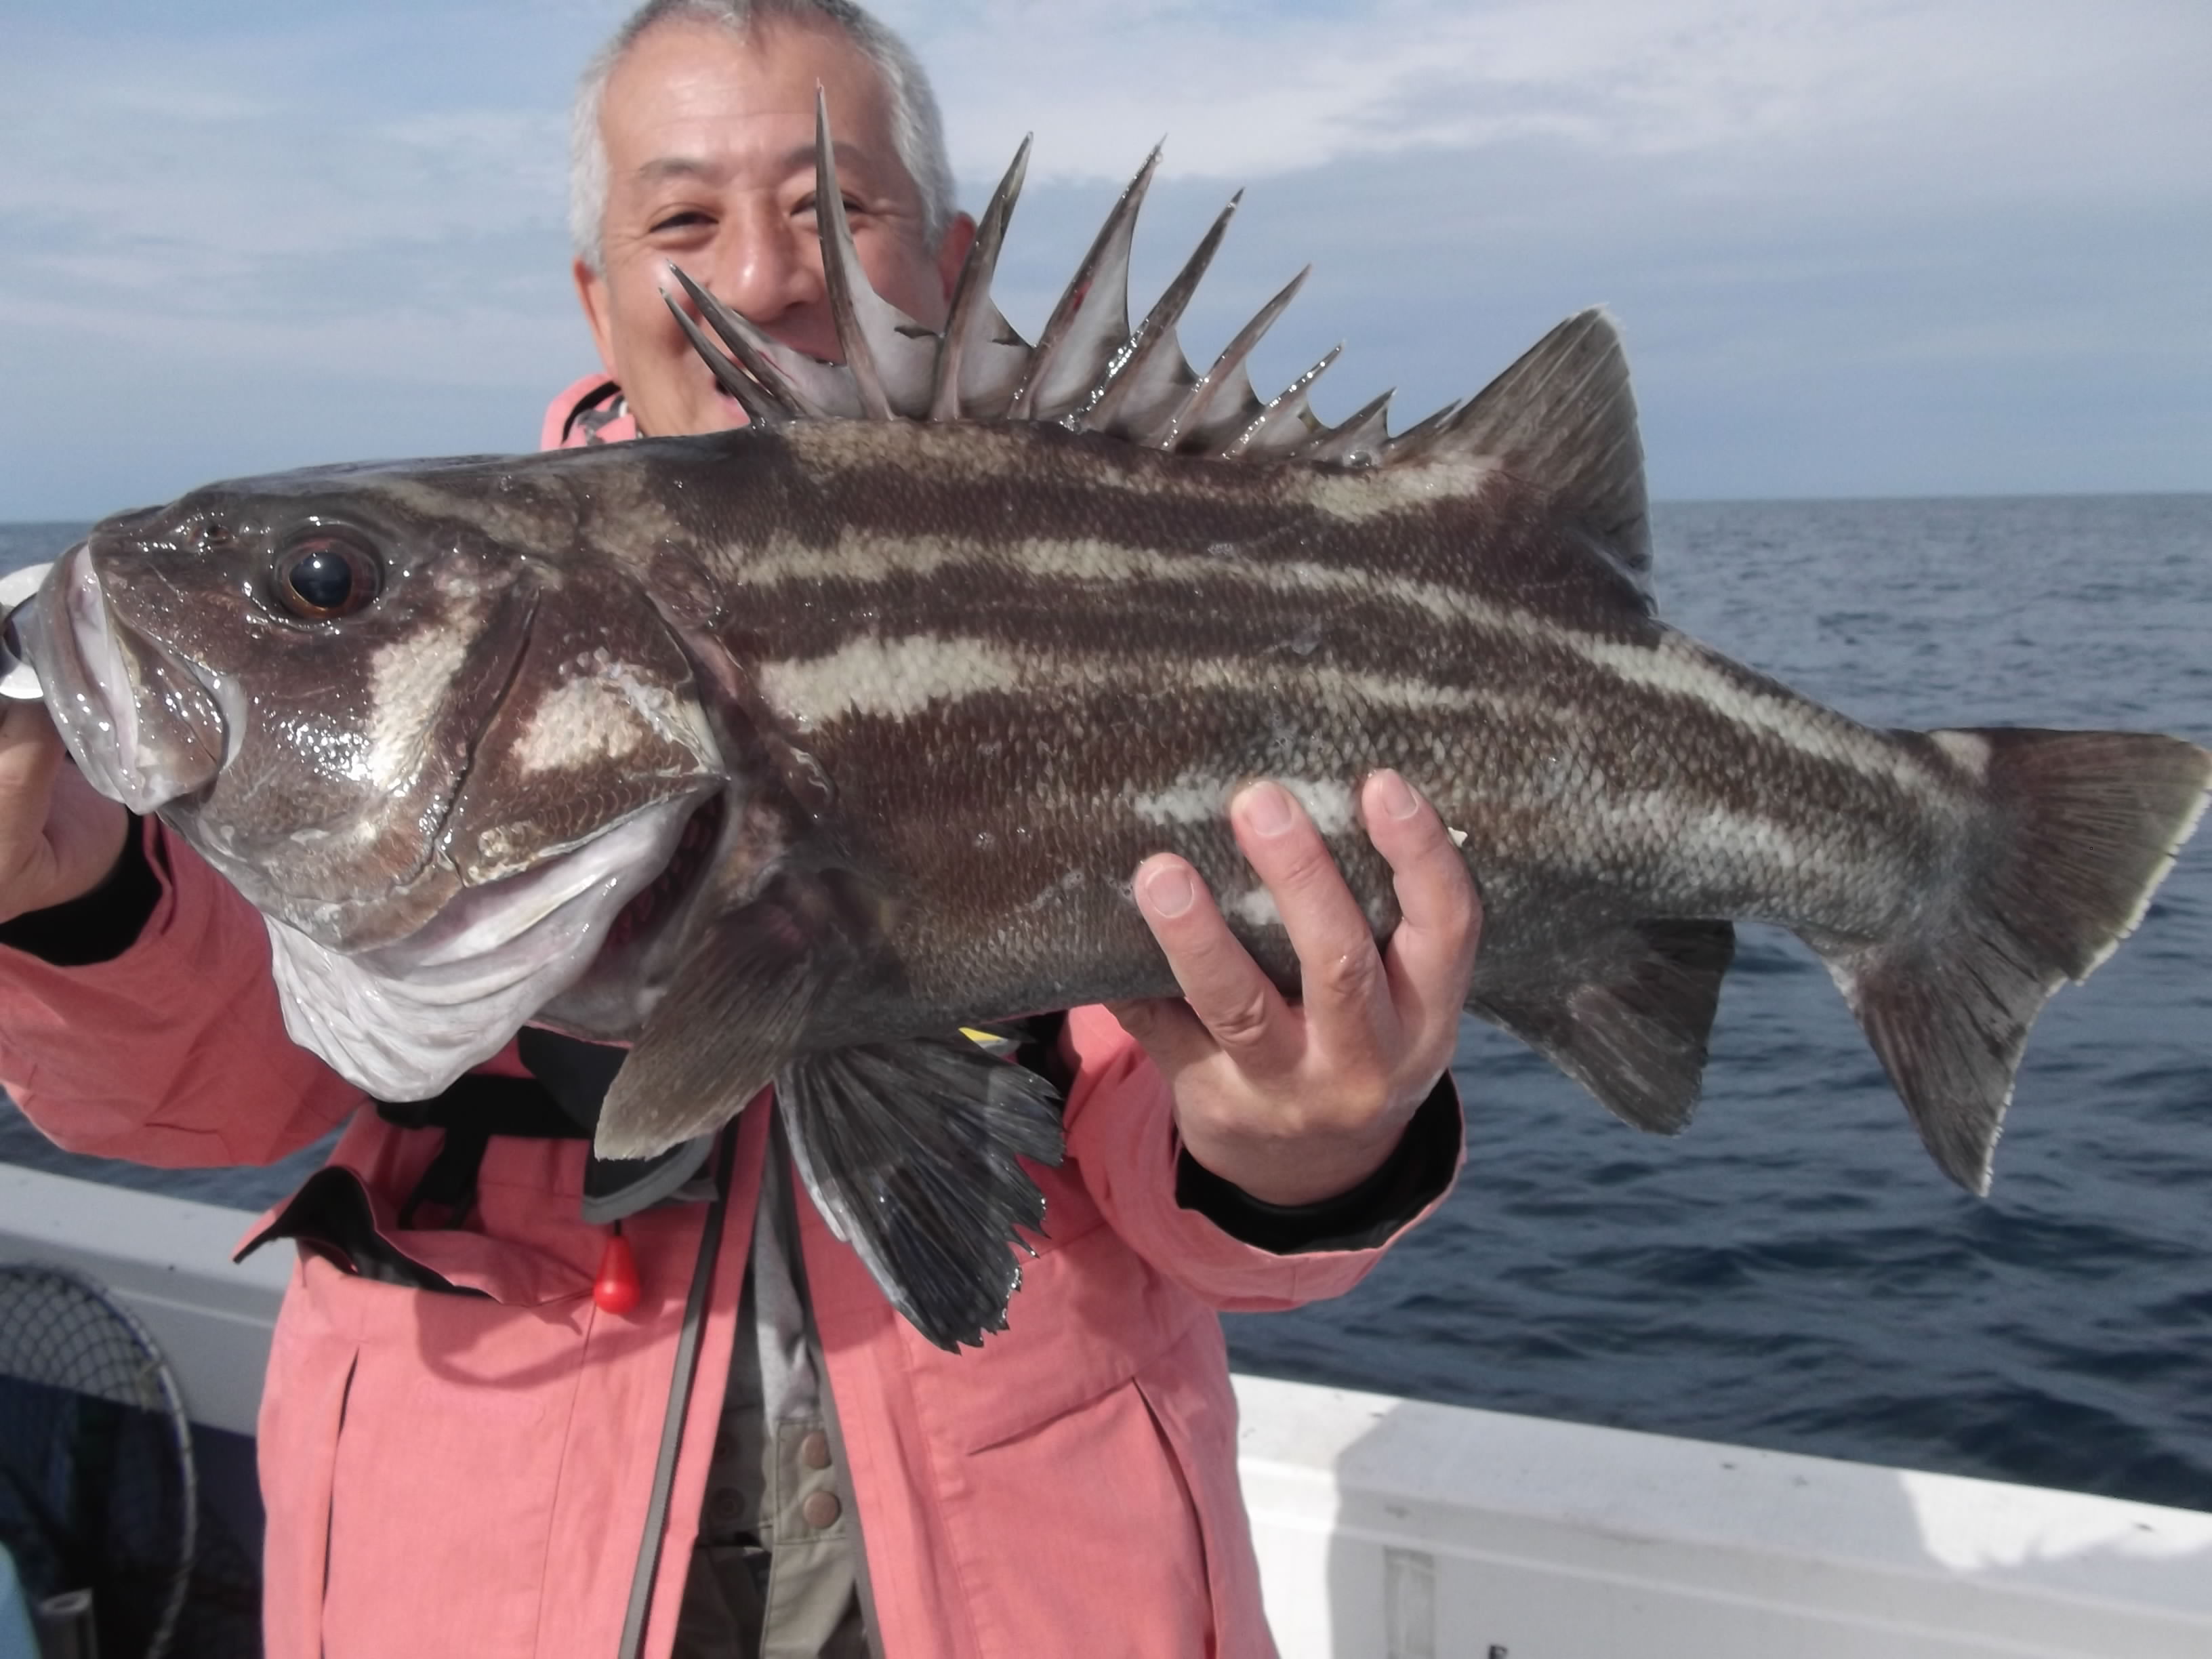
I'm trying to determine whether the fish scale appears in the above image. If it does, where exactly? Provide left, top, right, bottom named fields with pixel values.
left=13, top=114, right=2208, bottom=1350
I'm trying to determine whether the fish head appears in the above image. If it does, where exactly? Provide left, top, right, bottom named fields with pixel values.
left=28, top=455, right=736, bottom=1079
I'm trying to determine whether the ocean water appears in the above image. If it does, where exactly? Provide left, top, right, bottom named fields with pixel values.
left=3, top=497, right=2209, bottom=1512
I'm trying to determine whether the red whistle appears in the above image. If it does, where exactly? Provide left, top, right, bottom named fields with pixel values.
left=593, top=1230, right=642, bottom=1315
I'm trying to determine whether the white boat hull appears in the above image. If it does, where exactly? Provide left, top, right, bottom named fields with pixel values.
left=4, top=1164, right=2207, bottom=1656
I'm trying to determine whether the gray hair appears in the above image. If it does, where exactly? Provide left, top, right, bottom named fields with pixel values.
left=569, top=0, right=956, bottom=275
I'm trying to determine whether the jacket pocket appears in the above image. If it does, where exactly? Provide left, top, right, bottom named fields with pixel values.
left=293, top=1250, right=598, bottom=1655
left=952, top=1372, right=1216, bottom=1658
left=256, top=1313, right=357, bottom=1659
left=944, top=1212, right=1209, bottom=1456
left=239, top=1164, right=591, bottom=1306
left=1134, top=1323, right=1275, bottom=1659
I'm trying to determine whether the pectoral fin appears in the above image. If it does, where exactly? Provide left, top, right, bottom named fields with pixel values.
left=781, top=1035, right=1065, bottom=1351
left=593, top=869, right=865, bottom=1160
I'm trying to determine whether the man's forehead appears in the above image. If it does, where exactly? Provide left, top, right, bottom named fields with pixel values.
left=630, top=138, right=890, bottom=189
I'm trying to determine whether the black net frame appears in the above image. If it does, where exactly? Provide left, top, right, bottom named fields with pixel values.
left=0, top=1262, right=197, bottom=1658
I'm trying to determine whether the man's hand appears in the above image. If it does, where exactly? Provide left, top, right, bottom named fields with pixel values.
left=1111, top=770, right=1480, bottom=1208
left=0, top=702, right=129, bottom=926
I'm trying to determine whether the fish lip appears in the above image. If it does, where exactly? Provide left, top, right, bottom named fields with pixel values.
left=24, top=542, right=224, bottom=815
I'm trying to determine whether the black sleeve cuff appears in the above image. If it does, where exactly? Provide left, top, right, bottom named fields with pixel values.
left=0, top=815, right=159, bottom=967
left=1174, top=1071, right=1462, bottom=1255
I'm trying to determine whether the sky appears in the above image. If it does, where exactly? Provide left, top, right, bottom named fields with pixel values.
left=1, top=0, right=2207, bottom=519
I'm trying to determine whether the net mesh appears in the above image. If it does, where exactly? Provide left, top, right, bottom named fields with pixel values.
left=0, top=1263, right=196, bottom=1657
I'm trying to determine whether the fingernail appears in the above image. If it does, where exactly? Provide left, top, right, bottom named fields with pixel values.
left=1240, top=781, right=1294, bottom=838
left=1143, top=863, right=1195, bottom=918
left=1372, top=769, right=1418, bottom=821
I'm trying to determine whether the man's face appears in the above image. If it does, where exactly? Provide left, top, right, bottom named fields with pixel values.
left=575, top=18, right=973, bottom=438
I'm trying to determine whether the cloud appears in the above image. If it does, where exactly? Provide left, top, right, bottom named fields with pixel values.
left=0, top=35, right=567, bottom=283
left=0, top=0, right=2205, bottom=515
left=886, top=0, right=2211, bottom=205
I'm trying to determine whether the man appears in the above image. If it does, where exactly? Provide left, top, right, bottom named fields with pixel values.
left=0, top=1, right=1477, bottom=1652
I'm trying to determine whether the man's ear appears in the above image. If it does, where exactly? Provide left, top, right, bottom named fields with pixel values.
left=935, top=212, right=977, bottom=301
left=574, top=256, right=619, bottom=375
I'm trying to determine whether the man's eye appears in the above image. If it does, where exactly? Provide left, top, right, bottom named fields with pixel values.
left=649, top=211, right=712, bottom=235
left=794, top=195, right=865, bottom=220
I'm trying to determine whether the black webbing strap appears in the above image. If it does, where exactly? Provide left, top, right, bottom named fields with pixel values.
left=377, top=1073, right=591, bottom=1231
left=619, top=1124, right=737, bottom=1658
left=375, top=1035, right=714, bottom=1231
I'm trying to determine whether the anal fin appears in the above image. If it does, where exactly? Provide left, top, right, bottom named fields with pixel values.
left=1475, top=918, right=1736, bottom=1134
left=781, top=1034, right=1065, bottom=1351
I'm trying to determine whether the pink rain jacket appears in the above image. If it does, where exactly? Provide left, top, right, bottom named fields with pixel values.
left=0, top=381, right=1464, bottom=1656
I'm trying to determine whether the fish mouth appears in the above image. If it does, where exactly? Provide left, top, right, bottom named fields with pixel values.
left=533, top=791, right=729, bottom=1040
left=21, top=542, right=225, bottom=815
left=601, top=792, right=724, bottom=958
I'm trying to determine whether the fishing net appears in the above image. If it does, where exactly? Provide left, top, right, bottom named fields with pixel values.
left=0, top=1263, right=195, bottom=1658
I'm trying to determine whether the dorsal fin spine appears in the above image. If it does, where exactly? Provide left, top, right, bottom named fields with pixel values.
left=930, top=138, right=1031, bottom=423
left=1160, top=266, right=1309, bottom=451
left=661, top=104, right=1647, bottom=550
left=1010, top=143, right=1160, bottom=419
left=1226, top=344, right=1340, bottom=459
left=1074, top=191, right=1240, bottom=437
left=814, top=88, right=892, bottom=419
left=663, top=299, right=790, bottom=424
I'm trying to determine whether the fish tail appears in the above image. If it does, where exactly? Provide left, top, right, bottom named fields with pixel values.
left=1814, top=728, right=2211, bottom=1193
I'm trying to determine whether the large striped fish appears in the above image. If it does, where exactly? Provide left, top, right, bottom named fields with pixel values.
left=23, top=118, right=2211, bottom=1347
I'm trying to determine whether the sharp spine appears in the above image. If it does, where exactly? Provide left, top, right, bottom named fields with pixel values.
left=663, top=295, right=791, bottom=424
left=1009, top=143, right=1161, bottom=421
left=671, top=266, right=857, bottom=419
left=1226, top=344, right=1343, bottom=459
left=1160, top=265, right=1309, bottom=453
left=814, top=90, right=893, bottom=421
left=930, top=136, right=1033, bottom=424
left=1075, top=191, right=1242, bottom=441
left=1300, top=388, right=1397, bottom=466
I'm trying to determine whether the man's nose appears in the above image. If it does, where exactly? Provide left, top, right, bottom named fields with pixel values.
left=699, top=198, right=824, bottom=329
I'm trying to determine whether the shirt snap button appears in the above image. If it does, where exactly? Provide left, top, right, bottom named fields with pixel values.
left=799, top=1431, right=832, bottom=1470
left=800, top=1490, right=841, bottom=1529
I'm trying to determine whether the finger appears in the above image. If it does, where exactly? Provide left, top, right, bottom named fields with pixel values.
left=1129, top=853, right=1300, bottom=1075
left=0, top=705, right=66, bottom=915
left=1360, top=769, right=1481, bottom=1047
left=1105, top=994, right=1216, bottom=1080
left=1229, top=780, right=1395, bottom=1061
left=0, top=700, right=64, bottom=785
left=0, top=703, right=129, bottom=920
left=0, top=703, right=64, bottom=851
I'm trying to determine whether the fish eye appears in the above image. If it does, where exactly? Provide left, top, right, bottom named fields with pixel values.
left=274, top=532, right=380, bottom=621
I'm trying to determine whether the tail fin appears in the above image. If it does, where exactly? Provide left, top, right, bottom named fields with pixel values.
left=1814, top=729, right=2211, bottom=1193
